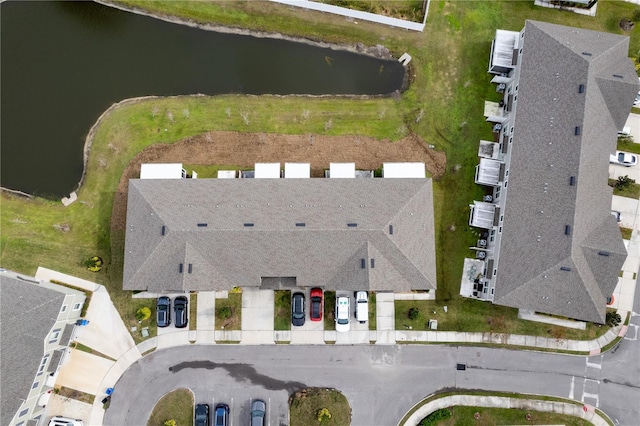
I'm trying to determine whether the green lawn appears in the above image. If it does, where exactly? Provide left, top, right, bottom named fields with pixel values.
left=617, top=135, right=640, bottom=154
left=147, top=388, right=194, bottom=426
left=2, top=0, right=638, bottom=343
left=609, top=178, right=640, bottom=199
left=289, top=388, right=351, bottom=426
left=368, top=293, right=377, bottom=331
left=274, top=290, right=292, bottom=331
left=189, top=293, right=197, bottom=331
left=215, top=292, right=242, bottom=330
left=426, top=406, right=592, bottom=426
left=324, top=291, right=337, bottom=331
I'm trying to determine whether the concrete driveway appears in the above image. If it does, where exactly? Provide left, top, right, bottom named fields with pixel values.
left=623, top=112, right=640, bottom=140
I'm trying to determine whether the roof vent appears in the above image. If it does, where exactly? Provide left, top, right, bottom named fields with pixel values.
left=598, top=251, right=610, bottom=257
left=389, top=224, right=394, bottom=235
left=574, top=126, right=581, bottom=136
left=581, top=52, right=592, bottom=56
left=197, top=223, right=208, bottom=227
left=347, top=223, right=358, bottom=228
left=244, top=223, right=254, bottom=227
left=370, top=259, right=375, bottom=269
left=569, top=176, right=575, bottom=186
left=360, top=259, right=366, bottom=269
left=564, top=225, right=571, bottom=235
left=578, top=84, right=585, bottom=94
left=179, top=263, right=184, bottom=273
left=295, top=222, right=306, bottom=227
left=613, top=74, right=623, bottom=79
left=161, top=225, right=166, bottom=236
left=560, top=266, right=572, bottom=272
left=188, top=264, right=193, bottom=273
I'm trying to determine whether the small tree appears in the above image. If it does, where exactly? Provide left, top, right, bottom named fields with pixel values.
left=616, top=175, right=635, bottom=191
left=317, top=407, right=331, bottom=423
left=606, top=311, right=621, bottom=327
left=408, top=307, right=420, bottom=320
left=164, top=420, right=176, bottom=426
left=218, top=306, right=232, bottom=319
left=135, top=306, right=151, bottom=322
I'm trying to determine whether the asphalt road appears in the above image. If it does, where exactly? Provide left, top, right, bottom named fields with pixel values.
left=105, top=331, right=640, bottom=426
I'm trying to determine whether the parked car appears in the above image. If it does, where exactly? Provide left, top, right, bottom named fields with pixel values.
left=214, top=403, right=229, bottom=426
left=611, top=210, right=621, bottom=223
left=195, top=403, right=210, bottom=426
left=291, top=292, right=305, bottom=326
left=156, top=296, right=171, bottom=327
left=250, top=399, right=266, bottom=426
left=48, top=417, right=83, bottom=426
left=174, top=295, right=188, bottom=328
left=354, top=291, right=368, bottom=324
left=310, top=288, right=323, bottom=322
left=335, top=295, right=350, bottom=332
left=617, top=127, right=632, bottom=136
left=609, top=151, right=638, bottom=167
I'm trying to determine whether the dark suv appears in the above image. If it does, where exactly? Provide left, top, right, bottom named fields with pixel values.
left=214, top=403, right=229, bottom=426
left=156, top=296, right=171, bottom=327
left=194, top=403, right=209, bottom=426
left=291, top=292, right=305, bottom=326
left=174, top=295, right=188, bottom=328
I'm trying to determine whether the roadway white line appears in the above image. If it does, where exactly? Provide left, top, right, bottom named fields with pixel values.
left=585, top=355, right=602, bottom=370
left=583, top=392, right=600, bottom=407
left=268, top=397, right=271, bottom=426
left=569, top=376, right=575, bottom=399
left=624, top=323, right=638, bottom=341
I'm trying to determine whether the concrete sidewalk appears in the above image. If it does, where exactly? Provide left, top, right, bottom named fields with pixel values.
left=401, top=394, right=612, bottom=426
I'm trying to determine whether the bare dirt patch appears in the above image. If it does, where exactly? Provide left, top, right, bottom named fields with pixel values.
left=111, top=130, right=446, bottom=232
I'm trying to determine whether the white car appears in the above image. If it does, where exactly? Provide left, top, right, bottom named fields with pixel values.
left=335, top=295, right=350, bottom=332
left=609, top=151, right=638, bottom=167
left=48, top=417, right=83, bottom=426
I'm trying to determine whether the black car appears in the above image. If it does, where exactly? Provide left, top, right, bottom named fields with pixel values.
left=195, top=403, right=209, bottom=426
left=214, top=403, right=229, bottom=426
left=291, top=292, right=305, bottom=326
left=250, top=399, right=266, bottom=426
left=174, top=295, right=188, bottom=328
left=156, top=296, right=171, bottom=327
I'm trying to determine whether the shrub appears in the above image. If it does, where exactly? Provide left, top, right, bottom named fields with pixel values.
left=606, top=311, right=621, bottom=327
left=218, top=306, right=232, bottom=319
left=408, top=307, right=420, bottom=320
left=164, top=420, right=176, bottom=426
left=615, top=175, right=635, bottom=190
left=419, top=408, right=452, bottom=425
left=84, top=256, right=103, bottom=272
left=317, top=407, right=331, bottom=423
left=135, top=306, right=151, bottom=321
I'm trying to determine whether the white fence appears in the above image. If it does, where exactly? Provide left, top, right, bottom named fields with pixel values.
left=269, top=0, right=430, bottom=32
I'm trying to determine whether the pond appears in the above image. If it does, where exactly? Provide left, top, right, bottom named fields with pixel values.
left=0, top=1, right=405, bottom=198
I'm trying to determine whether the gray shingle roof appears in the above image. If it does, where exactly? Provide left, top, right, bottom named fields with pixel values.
left=123, top=178, right=436, bottom=292
left=492, top=21, right=637, bottom=323
left=0, top=276, right=64, bottom=426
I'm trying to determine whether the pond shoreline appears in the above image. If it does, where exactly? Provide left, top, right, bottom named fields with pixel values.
left=97, top=0, right=400, bottom=62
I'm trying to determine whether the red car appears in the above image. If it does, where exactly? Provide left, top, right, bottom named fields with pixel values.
left=310, top=288, right=323, bottom=321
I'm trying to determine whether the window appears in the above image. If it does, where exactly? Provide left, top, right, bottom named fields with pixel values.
left=37, top=356, right=49, bottom=376
left=60, top=305, right=67, bottom=313
left=19, top=409, right=29, bottom=417
left=505, top=170, right=509, bottom=177
left=73, top=303, right=82, bottom=311
left=491, top=288, right=495, bottom=295
left=500, top=215, right=504, bottom=222
left=504, top=181, right=508, bottom=188
left=32, top=381, right=39, bottom=389
left=483, top=287, right=488, bottom=294
left=49, top=329, right=61, bottom=343
left=499, top=226, right=503, bottom=233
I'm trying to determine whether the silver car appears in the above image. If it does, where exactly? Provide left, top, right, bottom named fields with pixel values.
left=250, top=399, right=266, bottom=426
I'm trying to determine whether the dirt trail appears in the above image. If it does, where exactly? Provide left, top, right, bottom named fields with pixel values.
left=111, top=131, right=446, bottom=232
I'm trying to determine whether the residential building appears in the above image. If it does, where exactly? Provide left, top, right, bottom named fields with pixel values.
left=0, top=272, right=86, bottom=426
left=123, top=163, right=436, bottom=294
left=464, top=21, right=639, bottom=323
